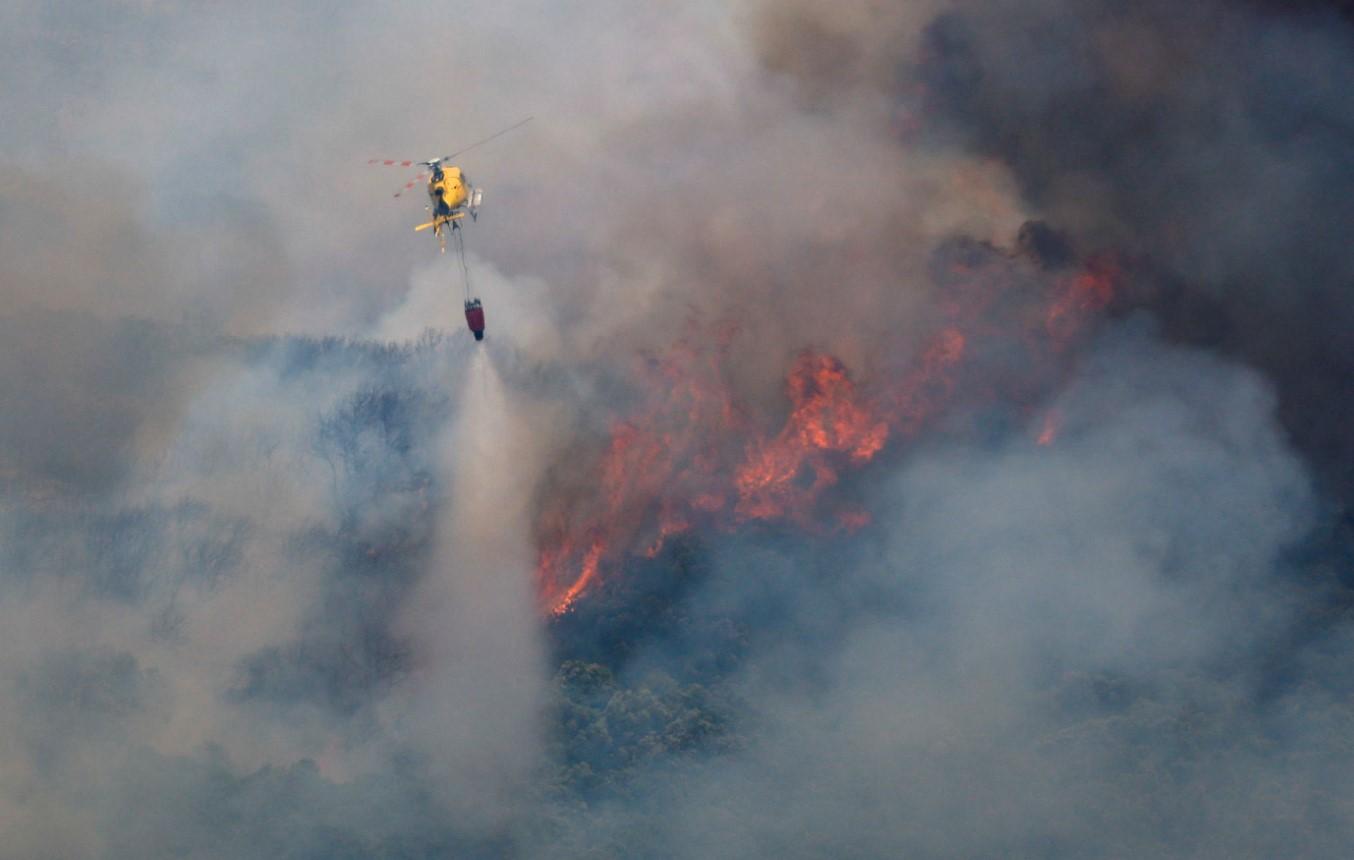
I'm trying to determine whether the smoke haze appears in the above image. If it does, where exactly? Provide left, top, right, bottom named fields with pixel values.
left=3, top=1, right=1354, bottom=857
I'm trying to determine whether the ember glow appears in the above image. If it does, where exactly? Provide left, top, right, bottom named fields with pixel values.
left=537, top=250, right=1120, bottom=615
left=1036, top=409, right=1063, bottom=446
left=1046, top=255, right=1119, bottom=344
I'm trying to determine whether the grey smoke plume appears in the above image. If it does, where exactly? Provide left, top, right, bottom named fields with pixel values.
left=2, top=1, right=1353, bottom=857
left=537, top=321, right=1341, bottom=858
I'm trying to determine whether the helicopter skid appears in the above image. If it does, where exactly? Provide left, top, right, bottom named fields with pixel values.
left=414, top=211, right=466, bottom=233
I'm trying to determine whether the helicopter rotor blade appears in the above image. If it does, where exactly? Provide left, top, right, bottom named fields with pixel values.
left=437, top=116, right=533, bottom=163
left=392, top=172, right=429, bottom=198
left=367, top=158, right=419, bottom=168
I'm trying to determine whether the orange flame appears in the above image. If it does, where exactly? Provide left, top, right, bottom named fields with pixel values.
left=537, top=251, right=1119, bottom=614
left=1046, top=255, right=1118, bottom=343
left=549, top=539, right=604, bottom=616
left=1036, top=409, right=1062, bottom=446
left=734, top=352, right=889, bottom=524
left=536, top=338, right=958, bottom=614
left=837, top=509, right=873, bottom=532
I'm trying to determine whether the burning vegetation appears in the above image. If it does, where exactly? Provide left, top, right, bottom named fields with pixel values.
left=536, top=225, right=1122, bottom=614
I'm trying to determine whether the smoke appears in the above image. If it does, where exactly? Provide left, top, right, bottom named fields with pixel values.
left=3, top=0, right=1354, bottom=856
left=763, top=0, right=1354, bottom=503
left=536, top=322, right=1343, bottom=858
left=520, top=0, right=1354, bottom=854
left=389, top=351, right=551, bottom=828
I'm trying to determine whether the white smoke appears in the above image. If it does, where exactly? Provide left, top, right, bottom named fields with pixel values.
left=540, top=322, right=1331, bottom=858
left=385, top=351, right=552, bottom=829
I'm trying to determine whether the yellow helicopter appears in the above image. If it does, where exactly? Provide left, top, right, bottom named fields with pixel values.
left=369, top=116, right=532, bottom=251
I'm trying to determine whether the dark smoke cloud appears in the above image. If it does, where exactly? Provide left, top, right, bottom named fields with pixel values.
left=756, top=0, right=1354, bottom=503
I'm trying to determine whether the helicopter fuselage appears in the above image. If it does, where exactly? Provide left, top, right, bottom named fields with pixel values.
left=413, top=163, right=482, bottom=245
left=428, top=165, right=469, bottom=219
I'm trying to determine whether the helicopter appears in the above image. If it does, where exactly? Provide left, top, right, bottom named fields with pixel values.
left=368, top=116, right=532, bottom=251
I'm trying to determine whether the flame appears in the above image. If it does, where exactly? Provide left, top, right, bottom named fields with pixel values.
left=1046, top=255, right=1118, bottom=343
left=734, top=352, right=889, bottom=524
left=536, top=343, right=900, bottom=614
left=537, top=251, right=1120, bottom=615
left=1036, top=409, right=1062, bottom=446
left=837, top=509, right=872, bottom=532
left=644, top=504, right=691, bottom=558
left=549, top=539, right=604, bottom=616
left=888, top=327, right=967, bottom=436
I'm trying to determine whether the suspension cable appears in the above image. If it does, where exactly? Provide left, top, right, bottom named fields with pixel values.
left=454, top=227, right=474, bottom=303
